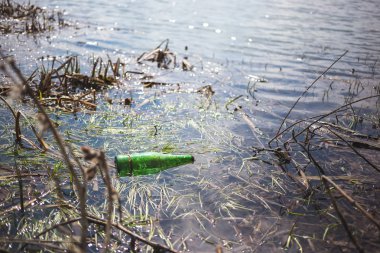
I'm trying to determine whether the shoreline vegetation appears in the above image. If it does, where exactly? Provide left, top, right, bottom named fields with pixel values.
left=1, top=1, right=379, bottom=252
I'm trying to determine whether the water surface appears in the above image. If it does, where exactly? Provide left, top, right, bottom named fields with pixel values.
left=1, top=0, right=380, bottom=252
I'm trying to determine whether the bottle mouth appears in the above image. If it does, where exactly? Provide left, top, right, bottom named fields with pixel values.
left=114, top=156, right=119, bottom=172
left=115, top=154, right=133, bottom=176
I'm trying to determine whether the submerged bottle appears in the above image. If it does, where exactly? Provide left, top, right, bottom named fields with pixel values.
left=115, top=152, right=194, bottom=177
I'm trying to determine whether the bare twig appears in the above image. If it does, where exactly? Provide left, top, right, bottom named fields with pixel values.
left=86, top=215, right=179, bottom=253
left=269, top=94, right=380, bottom=146
left=0, top=97, right=48, bottom=150
left=322, top=177, right=364, bottom=253
left=34, top=218, right=81, bottom=239
left=15, top=111, right=21, bottom=143
left=14, top=142, right=24, bottom=214
left=292, top=129, right=325, bottom=175
left=0, top=96, right=16, bottom=118
left=99, top=151, right=113, bottom=252
left=235, top=106, right=265, bottom=148
left=0, top=190, right=51, bottom=217
left=274, top=50, right=348, bottom=138
left=327, top=128, right=380, bottom=172
left=1, top=53, right=88, bottom=252
left=0, top=238, right=74, bottom=253
left=322, top=175, right=380, bottom=230
left=0, top=172, right=46, bottom=180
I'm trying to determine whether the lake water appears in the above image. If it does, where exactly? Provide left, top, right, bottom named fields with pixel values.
left=1, top=0, right=380, bottom=252
left=6, top=0, right=380, bottom=122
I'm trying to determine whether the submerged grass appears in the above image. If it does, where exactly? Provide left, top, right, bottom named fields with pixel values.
left=0, top=41, right=243, bottom=251
left=0, top=52, right=182, bottom=252
left=2, top=46, right=380, bottom=252
left=261, top=52, right=380, bottom=252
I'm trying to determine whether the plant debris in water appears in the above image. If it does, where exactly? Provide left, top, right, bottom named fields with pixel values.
left=0, top=0, right=67, bottom=34
left=137, top=39, right=193, bottom=71
left=137, top=39, right=177, bottom=69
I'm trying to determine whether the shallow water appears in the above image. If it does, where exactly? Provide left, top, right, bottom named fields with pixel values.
left=1, top=0, right=380, bottom=252
left=5, top=0, right=380, bottom=119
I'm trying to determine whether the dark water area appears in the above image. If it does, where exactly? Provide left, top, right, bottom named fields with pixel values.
left=1, top=0, right=380, bottom=252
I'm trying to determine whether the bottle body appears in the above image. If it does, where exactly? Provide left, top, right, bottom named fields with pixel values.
left=115, top=152, right=194, bottom=177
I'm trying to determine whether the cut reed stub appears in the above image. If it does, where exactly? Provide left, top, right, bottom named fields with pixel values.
left=115, top=152, right=194, bottom=177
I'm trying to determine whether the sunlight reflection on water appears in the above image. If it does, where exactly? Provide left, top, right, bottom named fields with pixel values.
left=1, top=0, right=380, bottom=251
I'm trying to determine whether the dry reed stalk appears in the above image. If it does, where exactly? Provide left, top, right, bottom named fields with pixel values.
left=137, top=39, right=177, bottom=69
left=321, top=175, right=380, bottom=230
left=322, top=177, right=364, bottom=253
left=326, top=128, right=380, bottom=172
left=81, top=146, right=121, bottom=252
left=0, top=53, right=89, bottom=252
left=273, top=50, right=348, bottom=142
left=86, top=215, right=179, bottom=253
left=269, top=94, right=380, bottom=147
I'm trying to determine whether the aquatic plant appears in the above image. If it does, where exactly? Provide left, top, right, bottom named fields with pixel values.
left=0, top=0, right=66, bottom=34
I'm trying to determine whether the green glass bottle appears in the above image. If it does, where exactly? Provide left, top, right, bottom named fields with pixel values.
left=115, top=152, right=194, bottom=177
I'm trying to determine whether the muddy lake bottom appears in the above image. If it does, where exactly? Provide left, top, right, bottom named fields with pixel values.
left=1, top=0, right=380, bottom=252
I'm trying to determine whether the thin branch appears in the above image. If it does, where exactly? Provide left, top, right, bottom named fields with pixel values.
left=327, top=128, right=380, bottom=172
left=86, top=215, right=179, bottom=253
left=0, top=238, right=74, bottom=253
left=292, top=129, right=325, bottom=175
left=322, top=177, right=364, bottom=253
left=275, top=50, right=348, bottom=138
left=0, top=172, right=46, bottom=180
left=322, top=175, right=380, bottom=231
left=34, top=218, right=81, bottom=239
left=99, top=151, right=113, bottom=252
left=15, top=111, right=21, bottom=143
left=269, top=94, right=380, bottom=146
left=0, top=96, right=17, bottom=118
left=0, top=54, right=88, bottom=252
left=0, top=190, right=51, bottom=217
